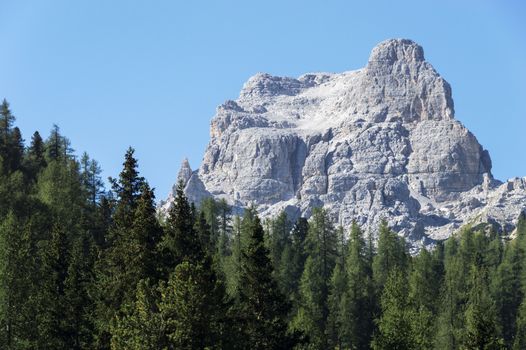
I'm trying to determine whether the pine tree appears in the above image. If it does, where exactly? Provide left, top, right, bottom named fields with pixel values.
left=110, top=279, right=165, bottom=350
left=158, top=180, right=202, bottom=276
left=8, top=127, right=24, bottom=173
left=327, top=253, right=348, bottom=349
left=80, top=152, right=104, bottom=205
left=26, top=131, right=47, bottom=179
left=492, top=238, right=523, bottom=347
left=226, top=209, right=256, bottom=297
left=0, top=99, right=15, bottom=142
left=37, top=222, right=71, bottom=349
left=63, top=231, right=97, bottom=349
left=372, top=268, right=413, bottom=350
left=463, top=267, right=505, bottom=349
left=0, top=211, right=43, bottom=348
left=159, top=259, right=229, bottom=349
left=344, top=221, right=374, bottom=349
left=108, top=147, right=144, bottom=228
left=0, top=100, right=24, bottom=175
left=45, top=125, right=71, bottom=161
left=372, top=219, right=408, bottom=293
left=94, top=149, right=159, bottom=349
left=514, top=299, right=526, bottom=350
left=435, top=234, right=468, bottom=349
left=236, top=213, right=296, bottom=349
left=293, top=208, right=337, bottom=349
left=407, top=248, right=442, bottom=350
left=267, top=211, right=292, bottom=283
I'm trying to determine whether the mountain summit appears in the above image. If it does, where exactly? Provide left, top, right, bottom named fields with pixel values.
left=161, top=39, right=526, bottom=248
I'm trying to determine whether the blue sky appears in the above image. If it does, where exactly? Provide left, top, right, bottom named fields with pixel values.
left=0, top=0, right=525, bottom=199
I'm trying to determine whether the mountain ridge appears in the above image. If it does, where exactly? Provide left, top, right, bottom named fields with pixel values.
left=161, top=39, right=526, bottom=249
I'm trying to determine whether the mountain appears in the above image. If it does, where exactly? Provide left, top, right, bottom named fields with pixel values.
left=160, top=39, right=526, bottom=249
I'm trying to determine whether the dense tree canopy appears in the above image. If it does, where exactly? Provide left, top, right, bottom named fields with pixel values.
left=0, top=99, right=525, bottom=349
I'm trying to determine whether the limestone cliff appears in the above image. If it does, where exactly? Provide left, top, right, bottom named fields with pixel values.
left=160, top=39, right=526, bottom=249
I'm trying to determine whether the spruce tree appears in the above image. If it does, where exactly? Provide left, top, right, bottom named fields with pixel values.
left=0, top=211, right=42, bottom=348
left=268, top=211, right=292, bottom=283
left=344, top=221, right=374, bottom=349
left=463, top=267, right=504, bottom=349
left=372, top=219, right=408, bottom=293
left=0, top=99, right=15, bottom=174
left=110, top=279, right=165, bottom=350
left=327, top=253, right=348, bottom=349
left=292, top=207, right=336, bottom=349
left=158, top=180, right=202, bottom=276
left=159, top=259, right=229, bottom=349
left=37, top=222, right=71, bottom=349
left=94, top=148, right=159, bottom=348
left=407, top=248, right=442, bottom=350
left=514, top=299, right=526, bottom=350
left=237, top=214, right=296, bottom=349
left=372, top=268, right=413, bottom=350
left=26, top=131, right=47, bottom=179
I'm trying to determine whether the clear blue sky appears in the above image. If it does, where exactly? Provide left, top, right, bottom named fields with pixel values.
left=1, top=0, right=525, bottom=199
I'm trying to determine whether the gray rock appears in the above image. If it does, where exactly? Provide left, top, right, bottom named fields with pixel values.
left=161, top=39, right=526, bottom=250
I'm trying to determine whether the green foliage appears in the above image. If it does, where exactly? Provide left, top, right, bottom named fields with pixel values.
left=1, top=99, right=526, bottom=349
left=372, top=268, right=412, bottom=350
left=343, top=221, right=374, bottom=349
left=159, top=260, right=228, bottom=349
left=293, top=208, right=336, bottom=349
left=94, top=149, right=161, bottom=348
left=159, top=181, right=202, bottom=275
left=462, top=267, right=505, bottom=350
left=372, top=219, right=409, bottom=292
left=110, top=279, right=165, bottom=350
left=237, top=214, right=297, bottom=349
left=407, top=248, right=442, bottom=350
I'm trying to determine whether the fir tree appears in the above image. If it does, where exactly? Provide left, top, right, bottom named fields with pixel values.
left=344, top=221, right=374, bottom=349
left=514, top=299, right=526, bottom=350
left=26, top=131, right=47, bottom=179
left=372, top=268, right=413, bottom=350
left=94, top=149, right=157, bottom=348
left=159, top=259, right=229, bottom=349
left=158, top=180, right=202, bottom=276
left=110, top=279, right=165, bottom=350
left=407, top=248, right=442, bottom=350
left=236, top=214, right=296, bottom=349
left=372, top=219, right=408, bottom=293
left=293, top=208, right=337, bottom=349
left=463, top=267, right=505, bottom=349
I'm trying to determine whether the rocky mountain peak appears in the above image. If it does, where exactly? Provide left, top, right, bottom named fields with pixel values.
left=177, top=158, right=192, bottom=185
left=162, top=39, right=526, bottom=250
left=367, top=39, right=425, bottom=67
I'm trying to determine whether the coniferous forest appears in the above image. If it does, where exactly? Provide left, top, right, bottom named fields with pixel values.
left=2, top=98, right=526, bottom=350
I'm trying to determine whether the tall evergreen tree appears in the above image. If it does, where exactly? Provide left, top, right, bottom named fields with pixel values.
left=267, top=211, right=292, bottom=282
left=110, top=279, right=165, bottom=350
left=344, top=221, right=374, bottom=349
left=0, top=99, right=20, bottom=174
left=80, top=152, right=104, bottom=205
left=94, top=149, right=159, bottom=349
left=293, top=207, right=337, bottom=349
left=237, top=214, right=296, bottom=349
left=158, top=180, right=202, bottom=276
left=514, top=299, right=526, bottom=350
left=407, top=248, right=442, bottom=350
left=372, top=219, right=408, bottom=293
left=372, top=268, right=413, bottom=350
left=26, top=131, right=47, bottom=179
left=463, top=267, right=504, bottom=349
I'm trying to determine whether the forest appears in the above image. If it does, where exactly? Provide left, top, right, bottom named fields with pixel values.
left=1, top=98, right=526, bottom=350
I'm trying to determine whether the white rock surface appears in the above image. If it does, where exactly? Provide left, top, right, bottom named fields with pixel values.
left=161, top=39, right=526, bottom=249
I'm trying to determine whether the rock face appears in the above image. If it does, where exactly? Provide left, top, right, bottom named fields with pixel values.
left=160, top=39, right=526, bottom=249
